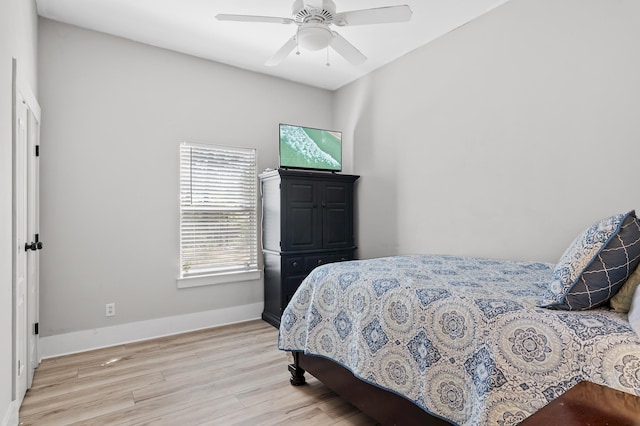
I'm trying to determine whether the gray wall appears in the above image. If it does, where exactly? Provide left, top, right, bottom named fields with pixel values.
left=335, top=0, right=640, bottom=263
left=35, top=0, right=640, bottom=354
left=38, top=19, right=334, bottom=337
left=1, top=0, right=38, bottom=423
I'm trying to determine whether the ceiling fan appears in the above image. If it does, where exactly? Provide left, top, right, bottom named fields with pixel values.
left=216, top=0, right=412, bottom=66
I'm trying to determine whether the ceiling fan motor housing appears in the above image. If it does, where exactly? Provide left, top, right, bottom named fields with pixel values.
left=293, top=0, right=337, bottom=50
left=292, top=0, right=336, bottom=24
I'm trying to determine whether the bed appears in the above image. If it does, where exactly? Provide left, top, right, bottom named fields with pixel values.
left=277, top=211, right=640, bottom=425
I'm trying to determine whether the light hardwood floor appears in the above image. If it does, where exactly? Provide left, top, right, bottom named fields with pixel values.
left=19, top=320, right=376, bottom=425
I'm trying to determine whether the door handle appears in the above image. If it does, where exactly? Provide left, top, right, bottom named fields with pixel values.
left=24, top=241, right=43, bottom=251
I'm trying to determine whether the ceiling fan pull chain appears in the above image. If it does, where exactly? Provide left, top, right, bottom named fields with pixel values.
left=295, top=27, right=301, bottom=55
left=326, top=47, right=330, bottom=67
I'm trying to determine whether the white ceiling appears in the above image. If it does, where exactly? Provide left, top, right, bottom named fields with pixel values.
left=36, top=0, right=510, bottom=90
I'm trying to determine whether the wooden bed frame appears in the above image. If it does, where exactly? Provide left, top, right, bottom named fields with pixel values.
left=288, top=352, right=451, bottom=425
left=288, top=353, right=640, bottom=426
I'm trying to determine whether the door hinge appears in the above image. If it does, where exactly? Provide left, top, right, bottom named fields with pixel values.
left=35, top=145, right=40, bottom=157
left=34, top=322, right=39, bottom=335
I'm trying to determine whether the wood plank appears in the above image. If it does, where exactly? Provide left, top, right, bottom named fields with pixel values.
left=19, top=391, right=135, bottom=426
left=19, top=320, right=374, bottom=425
left=20, top=372, right=165, bottom=415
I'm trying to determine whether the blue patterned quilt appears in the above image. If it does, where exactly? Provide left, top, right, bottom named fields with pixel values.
left=278, top=255, right=640, bottom=425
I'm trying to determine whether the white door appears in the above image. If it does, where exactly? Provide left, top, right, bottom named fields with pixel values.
left=13, top=60, right=41, bottom=403
left=26, top=107, right=41, bottom=388
left=14, top=86, right=29, bottom=402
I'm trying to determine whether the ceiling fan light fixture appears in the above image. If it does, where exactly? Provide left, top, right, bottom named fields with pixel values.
left=297, top=24, right=333, bottom=51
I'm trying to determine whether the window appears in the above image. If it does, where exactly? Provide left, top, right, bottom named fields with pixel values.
left=178, top=142, right=259, bottom=287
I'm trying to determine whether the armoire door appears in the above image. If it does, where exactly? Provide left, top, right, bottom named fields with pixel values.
left=322, top=181, right=353, bottom=249
left=282, top=179, right=322, bottom=251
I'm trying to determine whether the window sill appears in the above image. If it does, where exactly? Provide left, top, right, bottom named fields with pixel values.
left=176, top=269, right=261, bottom=289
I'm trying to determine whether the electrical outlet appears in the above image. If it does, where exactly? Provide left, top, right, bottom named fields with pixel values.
left=105, top=303, right=115, bottom=317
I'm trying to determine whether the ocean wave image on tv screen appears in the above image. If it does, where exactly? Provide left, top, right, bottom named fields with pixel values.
left=281, top=125, right=341, bottom=170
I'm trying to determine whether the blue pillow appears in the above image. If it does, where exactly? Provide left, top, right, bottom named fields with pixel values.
left=545, top=210, right=640, bottom=310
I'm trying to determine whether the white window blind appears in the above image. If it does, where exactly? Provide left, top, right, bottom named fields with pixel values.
left=179, top=142, right=258, bottom=279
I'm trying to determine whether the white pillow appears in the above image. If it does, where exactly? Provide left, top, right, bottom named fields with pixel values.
left=629, top=284, right=640, bottom=337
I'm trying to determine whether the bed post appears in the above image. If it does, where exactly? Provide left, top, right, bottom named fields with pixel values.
left=288, top=352, right=306, bottom=386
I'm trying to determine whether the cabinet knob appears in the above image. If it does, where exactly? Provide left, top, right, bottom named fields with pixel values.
left=317, top=259, right=323, bottom=265
left=292, top=261, right=298, bottom=267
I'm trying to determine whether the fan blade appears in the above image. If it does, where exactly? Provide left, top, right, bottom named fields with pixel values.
left=265, top=36, right=298, bottom=66
left=330, top=32, right=366, bottom=65
left=334, top=5, right=412, bottom=26
left=215, top=14, right=294, bottom=25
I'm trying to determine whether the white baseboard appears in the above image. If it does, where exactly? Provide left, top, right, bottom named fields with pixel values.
left=1, top=400, right=19, bottom=426
left=40, top=302, right=264, bottom=359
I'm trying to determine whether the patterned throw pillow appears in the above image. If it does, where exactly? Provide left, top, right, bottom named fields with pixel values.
left=545, top=210, right=640, bottom=310
left=610, top=264, right=640, bottom=313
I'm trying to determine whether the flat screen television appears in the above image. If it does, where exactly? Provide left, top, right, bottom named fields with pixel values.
left=279, top=123, right=342, bottom=172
